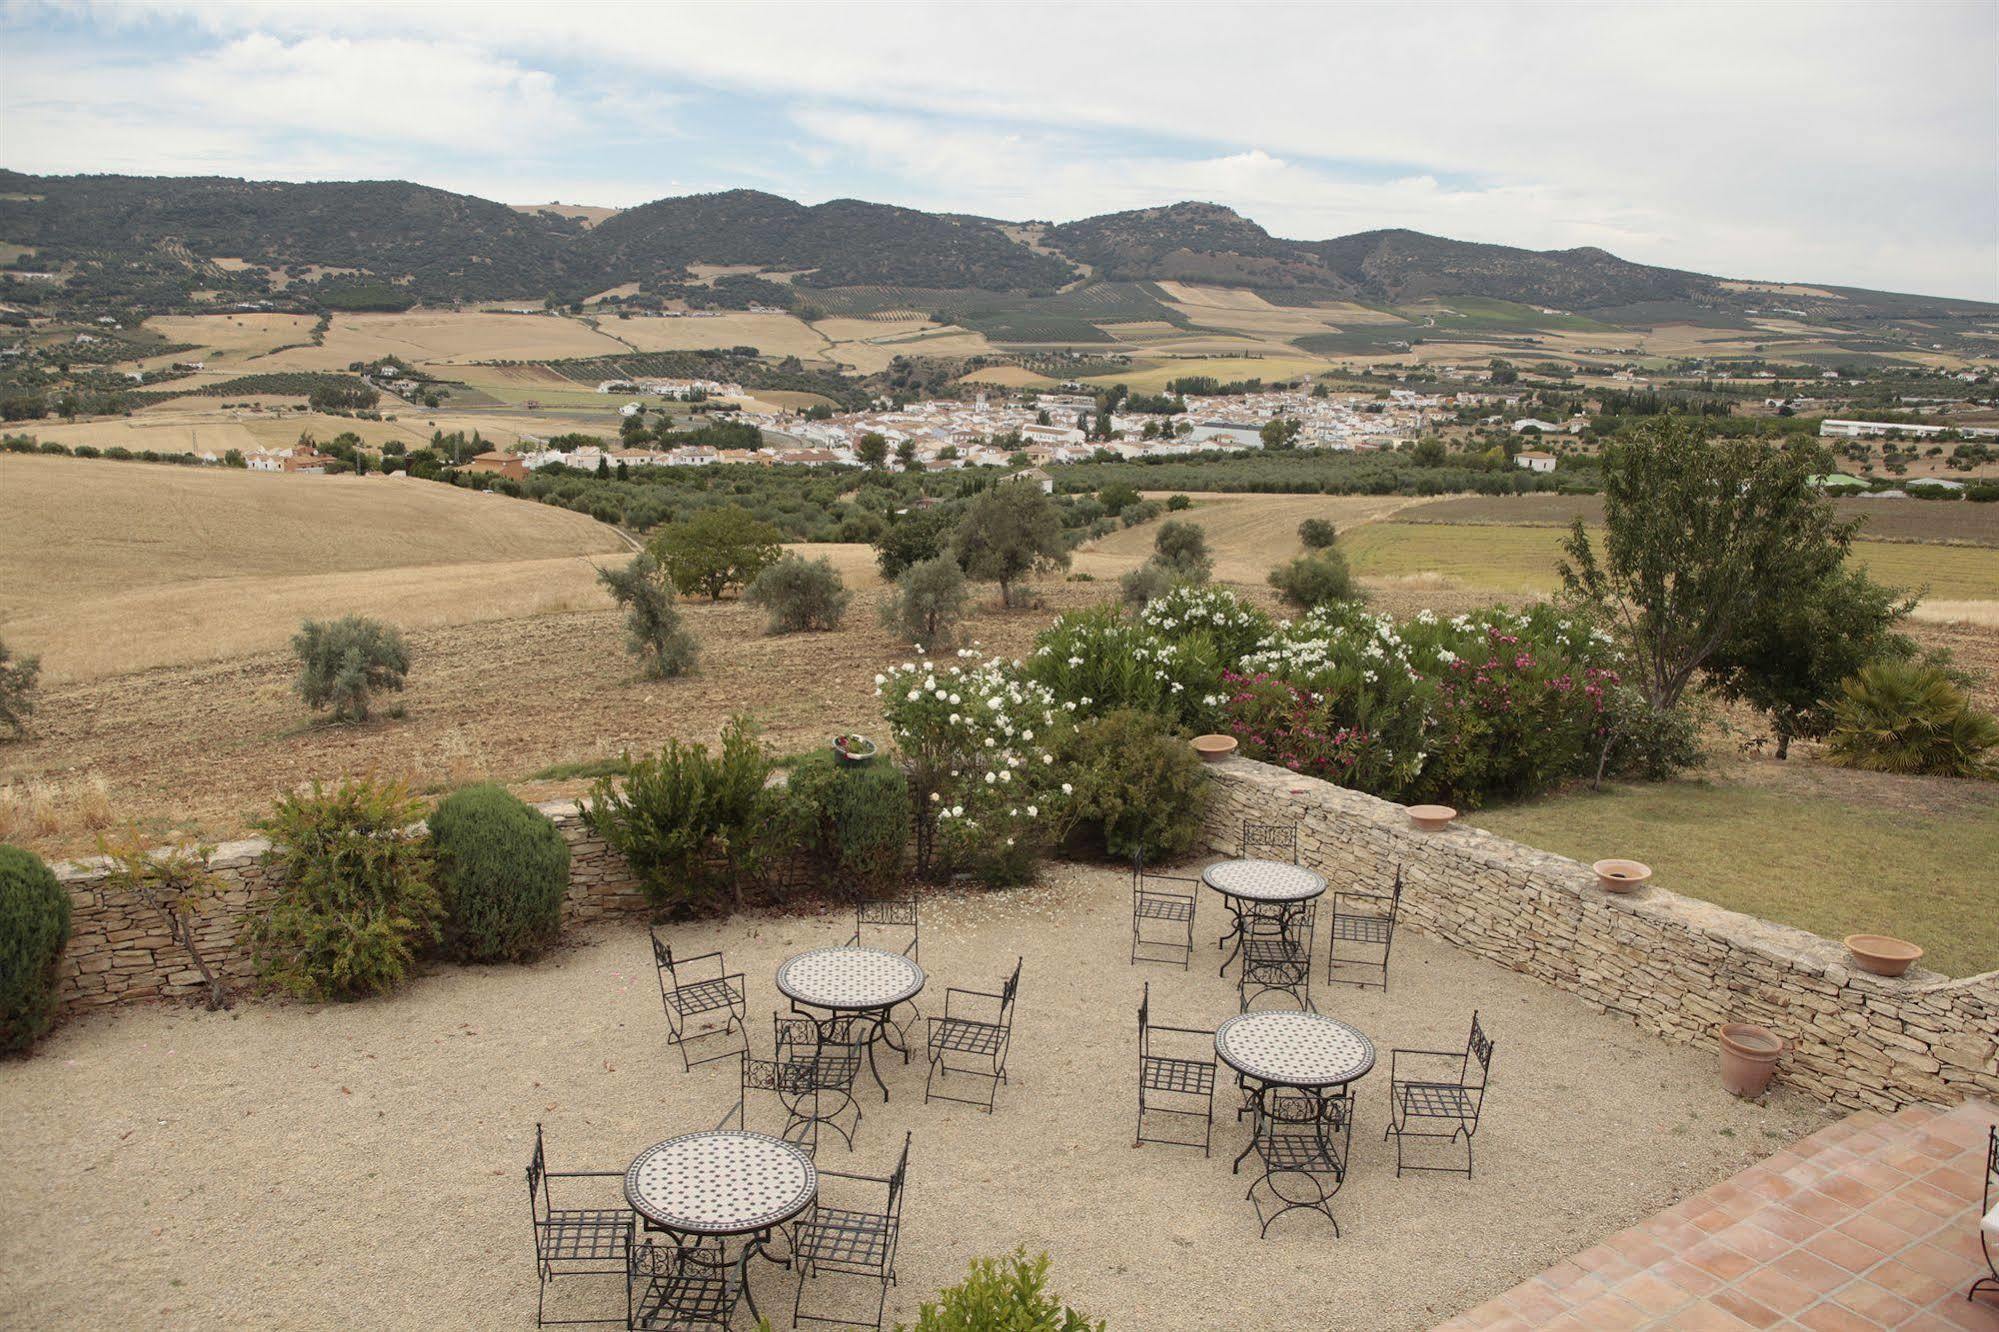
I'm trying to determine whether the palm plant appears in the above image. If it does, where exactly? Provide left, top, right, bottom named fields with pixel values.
left=1824, top=661, right=1999, bottom=778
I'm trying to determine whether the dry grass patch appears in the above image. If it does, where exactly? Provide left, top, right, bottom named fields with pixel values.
left=0, top=772, right=115, bottom=846
left=242, top=311, right=627, bottom=373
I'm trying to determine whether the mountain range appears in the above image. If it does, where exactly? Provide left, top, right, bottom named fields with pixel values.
left=2, top=171, right=1992, bottom=326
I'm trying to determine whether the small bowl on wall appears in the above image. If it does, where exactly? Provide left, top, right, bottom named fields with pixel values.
left=1592, top=859, right=1652, bottom=893
left=1407, top=804, right=1457, bottom=831
left=1843, top=935, right=1923, bottom=977
left=1190, top=734, right=1239, bottom=763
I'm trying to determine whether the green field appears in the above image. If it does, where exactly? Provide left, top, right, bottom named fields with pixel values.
left=1479, top=771, right=1999, bottom=977
left=1343, top=522, right=1999, bottom=601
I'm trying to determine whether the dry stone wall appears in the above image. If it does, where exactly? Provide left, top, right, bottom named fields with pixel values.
left=51, top=800, right=644, bottom=1013
left=1201, top=758, right=1999, bottom=1112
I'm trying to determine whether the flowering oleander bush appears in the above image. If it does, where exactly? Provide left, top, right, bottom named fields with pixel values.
left=1024, top=606, right=1221, bottom=731
left=876, top=651, right=1072, bottom=886
left=1136, top=585, right=1275, bottom=662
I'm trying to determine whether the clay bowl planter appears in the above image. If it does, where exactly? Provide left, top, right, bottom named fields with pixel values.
left=1718, top=1022, right=1785, bottom=1098
left=1843, top=935, right=1924, bottom=977
left=1190, top=734, right=1239, bottom=763
left=1406, top=804, right=1457, bottom=831
left=1592, top=859, right=1652, bottom=894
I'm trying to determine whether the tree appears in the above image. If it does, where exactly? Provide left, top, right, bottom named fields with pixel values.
left=1558, top=420, right=1848, bottom=711
left=745, top=554, right=850, bottom=633
left=1260, top=417, right=1301, bottom=450
left=0, top=638, right=40, bottom=739
left=895, top=438, right=918, bottom=471
left=291, top=615, right=409, bottom=722
left=1097, top=482, right=1139, bottom=516
left=97, top=831, right=230, bottom=1010
left=873, top=507, right=953, bottom=580
left=952, top=481, right=1069, bottom=608
left=856, top=431, right=889, bottom=469
left=650, top=505, right=782, bottom=601
left=882, top=555, right=969, bottom=647
left=1151, top=519, right=1211, bottom=581
left=222, top=448, right=246, bottom=468
left=1268, top=546, right=1360, bottom=609
left=1411, top=436, right=1448, bottom=467
left=1298, top=517, right=1338, bottom=549
left=596, top=552, right=698, bottom=677
left=1705, top=566, right=1916, bottom=758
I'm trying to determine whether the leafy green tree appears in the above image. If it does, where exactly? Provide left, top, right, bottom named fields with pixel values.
left=651, top=505, right=782, bottom=600
left=1096, top=482, right=1139, bottom=516
left=882, top=555, right=969, bottom=647
left=1268, top=546, right=1360, bottom=609
left=1151, top=519, right=1211, bottom=582
left=1411, top=437, right=1448, bottom=467
left=0, top=638, right=40, bottom=739
left=0, top=845, right=70, bottom=1054
left=1558, top=420, right=1848, bottom=710
left=1260, top=417, right=1301, bottom=449
left=856, top=431, right=890, bottom=469
left=895, top=438, right=919, bottom=471
left=1298, top=517, right=1338, bottom=549
left=873, top=507, right=953, bottom=580
left=596, top=552, right=697, bottom=677
left=222, top=448, right=246, bottom=468
left=1824, top=661, right=1999, bottom=778
left=292, top=615, right=410, bottom=722
left=952, top=481, right=1069, bottom=608
left=1705, top=567, right=1916, bottom=758
left=745, top=554, right=850, bottom=633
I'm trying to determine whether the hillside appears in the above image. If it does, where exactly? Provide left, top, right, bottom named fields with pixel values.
left=5, top=171, right=1991, bottom=329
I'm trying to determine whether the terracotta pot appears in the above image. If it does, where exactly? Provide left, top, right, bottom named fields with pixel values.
left=1718, top=1023, right=1785, bottom=1098
left=1190, top=734, right=1238, bottom=763
left=1405, top=804, right=1457, bottom=831
left=1843, top=935, right=1923, bottom=977
left=1592, top=859, right=1652, bottom=893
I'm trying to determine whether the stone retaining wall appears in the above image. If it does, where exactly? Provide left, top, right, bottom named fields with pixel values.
left=1201, top=758, right=1999, bottom=1112
left=51, top=800, right=642, bottom=1013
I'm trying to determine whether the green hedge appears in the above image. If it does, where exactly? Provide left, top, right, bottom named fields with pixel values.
left=0, top=845, right=72, bottom=1054
left=429, top=784, right=570, bottom=963
left=785, top=751, right=911, bottom=897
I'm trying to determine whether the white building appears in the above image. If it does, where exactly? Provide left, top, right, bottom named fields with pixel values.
left=1514, top=450, right=1557, bottom=473
left=1185, top=420, right=1264, bottom=449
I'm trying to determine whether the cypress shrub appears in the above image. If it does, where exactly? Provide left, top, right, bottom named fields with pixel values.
left=0, top=844, right=71, bottom=1054
left=784, top=752, right=911, bottom=897
left=429, top=784, right=570, bottom=963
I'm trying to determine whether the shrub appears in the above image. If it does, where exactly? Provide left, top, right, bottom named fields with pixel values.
left=903, top=1250, right=1103, bottom=1332
left=1117, top=558, right=1180, bottom=607
left=877, top=654, right=1071, bottom=887
left=1298, top=517, right=1338, bottom=549
left=1064, top=710, right=1210, bottom=863
left=1165, top=493, right=1192, bottom=511
left=882, top=555, right=969, bottom=648
left=245, top=779, right=441, bottom=1001
left=1026, top=605, right=1223, bottom=731
left=746, top=554, right=850, bottom=633
left=1824, top=661, right=1999, bottom=778
left=584, top=715, right=786, bottom=912
left=784, top=752, right=910, bottom=897
left=428, top=784, right=569, bottom=963
left=1137, top=585, right=1274, bottom=662
left=292, top=615, right=410, bottom=722
left=1150, top=519, right=1211, bottom=582
left=597, top=552, right=698, bottom=678
left=0, top=844, right=70, bottom=1054
left=1268, top=545, right=1360, bottom=609
left=873, top=507, right=953, bottom=580
left=0, top=638, right=39, bottom=739
left=1119, top=497, right=1164, bottom=527
left=1598, top=685, right=1705, bottom=782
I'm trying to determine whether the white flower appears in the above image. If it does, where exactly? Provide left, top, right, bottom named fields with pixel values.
left=949, top=713, right=960, bottom=724
left=1043, top=754, right=1054, bottom=765
left=907, top=690, right=920, bottom=702
left=999, top=770, right=1012, bottom=783
left=1022, top=730, right=1034, bottom=741
left=951, top=805, right=964, bottom=817
left=1061, top=782, right=1074, bottom=795
left=1025, top=804, right=1038, bottom=817
left=873, top=673, right=886, bottom=685
left=948, top=693, right=960, bottom=705
left=1009, top=808, right=1019, bottom=817
left=985, top=772, right=996, bottom=784
left=929, top=792, right=940, bottom=803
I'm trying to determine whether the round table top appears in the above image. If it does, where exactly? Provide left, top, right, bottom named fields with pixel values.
left=1202, top=858, right=1327, bottom=903
left=625, top=1131, right=817, bottom=1236
left=776, top=946, right=926, bottom=1011
left=1215, top=1011, right=1375, bottom=1088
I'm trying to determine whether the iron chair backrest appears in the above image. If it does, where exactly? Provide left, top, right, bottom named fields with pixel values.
left=1138, top=980, right=1153, bottom=1059
left=997, top=957, right=1023, bottom=1025
left=884, top=1131, right=912, bottom=1226
left=527, top=1121, right=553, bottom=1222
left=1986, top=1126, right=1998, bottom=1210
left=1463, top=1011, right=1495, bottom=1116
left=1242, top=819, right=1299, bottom=863
left=852, top=896, right=920, bottom=960
left=775, top=1011, right=864, bottom=1070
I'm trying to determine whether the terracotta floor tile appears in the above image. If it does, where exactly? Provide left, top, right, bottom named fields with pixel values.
left=1613, top=1270, right=1695, bottom=1318
left=1898, top=1178, right=1968, bottom=1218
left=1830, top=1278, right=1923, bottom=1327
left=1790, top=1188, right=1862, bottom=1227
left=1900, top=1237, right=1984, bottom=1285
left=1820, top=1174, right=1882, bottom=1209
left=1836, top=1212, right=1917, bottom=1255
left=1752, top=1204, right=1829, bottom=1243
left=1715, top=1220, right=1798, bottom=1264
left=1657, top=1305, right=1759, bottom=1332
left=1866, top=1193, right=1946, bottom=1238
left=1929, top=1293, right=1999, bottom=1330
left=1773, top=1247, right=1856, bottom=1294
left=1863, top=1257, right=1952, bottom=1306
left=1691, top=1206, right=1742, bottom=1235
left=1805, top=1226, right=1894, bottom=1275
left=1565, top=1291, right=1649, bottom=1331
left=1687, top=1239, right=1762, bottom=1284
left=1737, top=1263, right=1825, bottom=1316
left=1710, top=1287, right=1785, bottom=1329
left=1797, top=1302, right=1892, bottom=1332
left=1920, top=1162, right=1983, bottom=1202
left=1498, top=1280, right=1571, bottom=1324
left=1658, top=1257, right=1726, bottom=1298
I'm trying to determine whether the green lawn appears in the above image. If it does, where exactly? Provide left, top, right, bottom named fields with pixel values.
left=1478, top=769, right=1999, bottom=977
left=1343, top=522, right=1999, bottom=601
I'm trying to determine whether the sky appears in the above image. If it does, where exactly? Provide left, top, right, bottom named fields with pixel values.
left=2, top=0, right=1995, bottom=301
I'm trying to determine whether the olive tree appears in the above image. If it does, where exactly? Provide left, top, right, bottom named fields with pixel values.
left=952, top=481, right=1069, bottom=608
left=292, top=615, right=410, bottom=722
left=597, top=552, right=698, bottom=677
left=0, top=638, right=39, bottom=739
left=650, top=505, right=782, bottom=601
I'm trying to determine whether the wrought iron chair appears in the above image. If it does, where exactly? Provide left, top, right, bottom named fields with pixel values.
left=1241, top=818, right=1299, bottom=864
left=793, top=1132, right=911, bottom=1331
left=1136, top=982, right=1217, bottom=1154
left=526, top=1123, right=632, bottom=1326
left=1972, top=1126, right=1998, bottom=1304
left=851, top=895, right=922, bottom=1042
left=719, top=1019, right=865, bottom=1157
left=1241, top=1086, right=1353, bottom=1238
left=1130, top=851, right=1200, bottom=969
left=650, top=929, right=747, bottom=1073
left=1384, top=1011, right=1495, bottom=1178
left=626, top=1235, right=739, bottom=1331
left=925, top=957, right=1022, bottom=1113
left=1327, top=864, right=1402, bottom=991
left=1239, top=900, right=1316, bottom=1013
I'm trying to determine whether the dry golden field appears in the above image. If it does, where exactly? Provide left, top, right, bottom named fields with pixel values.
left=1073, top=492, right=1422, bottom=583
left=1078, top=354, right=1335, bottom=392
left=606, top=311, right=835, bottom=359
left=956, top=364, right=1058, bottom=388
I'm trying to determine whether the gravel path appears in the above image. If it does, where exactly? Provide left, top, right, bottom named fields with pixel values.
left=0, top=862, right=1839, bottom=1330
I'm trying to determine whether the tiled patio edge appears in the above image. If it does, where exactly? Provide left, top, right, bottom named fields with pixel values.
left=1200, top=759, right=1999, bottom=1112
